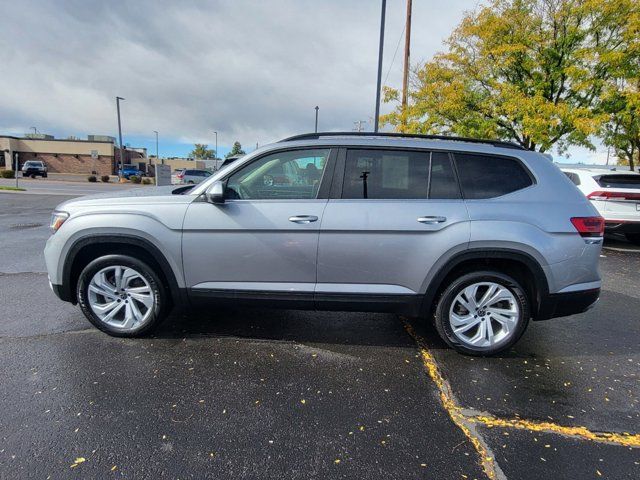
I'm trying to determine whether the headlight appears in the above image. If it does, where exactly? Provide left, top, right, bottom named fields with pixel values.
left=50, top=211, right=69, bottom=233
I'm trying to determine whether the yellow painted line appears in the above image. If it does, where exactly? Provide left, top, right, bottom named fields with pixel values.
left=469, top=415, right=640, bottom=449
left=404, top=321, right=500, bottom=479
left=403, top=320, right=640, bottom=453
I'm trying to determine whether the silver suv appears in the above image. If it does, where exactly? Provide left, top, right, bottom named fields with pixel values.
left=45, top=133, right=603, bottom=355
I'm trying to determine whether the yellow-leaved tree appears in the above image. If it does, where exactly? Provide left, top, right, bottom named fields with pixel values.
left=382, top=0, right=636, bottom=154
left=601, top=4, right=640, bottom=169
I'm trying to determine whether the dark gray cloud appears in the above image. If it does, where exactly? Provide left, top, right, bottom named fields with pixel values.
left=0, top=0, right=471, bottom=145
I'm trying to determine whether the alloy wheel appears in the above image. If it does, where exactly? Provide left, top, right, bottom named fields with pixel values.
left=87, top=265, right=155, bottom=331
left=448, top=281, right=519, bottom=348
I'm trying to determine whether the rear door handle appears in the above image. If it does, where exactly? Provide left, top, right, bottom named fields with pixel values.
left=289, top=215, right=318, bottom=224
left=417, top=216, right=447, bottom=224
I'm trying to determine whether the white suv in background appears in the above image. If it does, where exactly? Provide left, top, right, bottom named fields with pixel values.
left=561, top=167, right=640, bottom=245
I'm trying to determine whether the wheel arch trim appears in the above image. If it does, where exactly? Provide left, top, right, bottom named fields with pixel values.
left=62, top=234, right=184, bottom=305
left=420, top=248, right=550, bottom=318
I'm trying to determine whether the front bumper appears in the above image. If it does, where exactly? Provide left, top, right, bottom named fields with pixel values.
left=50, top=280, right=74, bottom=303
left=535, top=288, right=600, bottom=320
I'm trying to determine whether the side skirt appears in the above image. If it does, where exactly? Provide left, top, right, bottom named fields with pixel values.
left=188, top=288, right=422, bottom=315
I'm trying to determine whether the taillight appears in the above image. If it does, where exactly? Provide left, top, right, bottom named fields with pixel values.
left=177, top=173, right=184, bottom=178
left=570, top=216, right=604, bottom=237
left=587, top=191, right=640, bottom=201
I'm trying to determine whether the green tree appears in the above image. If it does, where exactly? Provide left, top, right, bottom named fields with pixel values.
left=601, top=6, right=640, bottom=170
left=190, top=144, right=215, bottom=159
left=382, top=0, right=634, bottom=153
left=225, top=141, right=246, bottom=159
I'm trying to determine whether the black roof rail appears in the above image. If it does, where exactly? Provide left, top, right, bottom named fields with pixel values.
left=278, top=132, right=526, bottom=150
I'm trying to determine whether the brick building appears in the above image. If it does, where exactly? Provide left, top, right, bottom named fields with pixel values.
left=0, top=134, right=146, bottom=176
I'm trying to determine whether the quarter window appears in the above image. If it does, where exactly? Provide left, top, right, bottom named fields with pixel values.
left=226, top=149, right=330, bottom=200
left=454, top=153, right=533, bottom=199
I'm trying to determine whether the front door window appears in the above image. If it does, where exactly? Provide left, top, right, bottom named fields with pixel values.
left=226, top=149, right=330, bottom=200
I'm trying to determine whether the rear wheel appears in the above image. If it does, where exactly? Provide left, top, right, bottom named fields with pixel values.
left=77, top=254, right=169, bottom=337
left=433, top=271, right=530, bottom=356
left=625, top=233, right=640, bottom=245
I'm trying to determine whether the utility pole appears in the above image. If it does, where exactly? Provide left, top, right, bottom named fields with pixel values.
left=374, top=0, right=387, bottom=133
left=314, top=106, right=319, bottom=133
left=353, top=120, right=367, bottom=132
left=116, top=96, right=125, bottom=179
left=153, top=130, right=159, bottom=184
left=213, top=131, right=218, bottom=160
left=401, top=0, right=413, bottom=117
left=30, top=126, right=37, bottom=135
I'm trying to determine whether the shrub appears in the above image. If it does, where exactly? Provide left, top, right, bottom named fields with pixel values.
left=130, top=175, right=141, bottom=184
left=87, top=175, right=97, bottom=182
left=142, top=178, right=152, bottom=185
left=1, top=170, right=15, bottom=179
left=101, top=175, right=110, bottom=183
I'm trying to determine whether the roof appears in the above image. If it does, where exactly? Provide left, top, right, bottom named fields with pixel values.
left=560, top=166, right=639, bottom=175
left=279, top=132, right=525, bottom=150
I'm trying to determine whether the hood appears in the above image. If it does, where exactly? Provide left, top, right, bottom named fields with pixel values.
left=55, top=185, right=195, bottom=211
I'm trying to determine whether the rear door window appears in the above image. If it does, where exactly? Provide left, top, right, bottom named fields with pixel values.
left=429, top=152, right=461, bottom=199
left=453, top=153, right=533, bottom=199
left=342, top=149, right=429, bottom=199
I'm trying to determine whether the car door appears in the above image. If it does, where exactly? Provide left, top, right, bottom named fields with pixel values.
left=182, top=147, right=335, bottom=306
left=316, top=148, right=470, bottom=312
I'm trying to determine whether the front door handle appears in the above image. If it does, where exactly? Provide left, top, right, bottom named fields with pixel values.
left=289, top=215, right=318, bottom=224
left=417, top=216, right=447, bottom=224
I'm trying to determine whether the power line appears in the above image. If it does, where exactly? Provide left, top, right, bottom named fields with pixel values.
left=383, top=24, right=406, bottom=88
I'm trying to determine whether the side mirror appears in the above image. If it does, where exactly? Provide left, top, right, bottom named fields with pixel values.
left=206, top=180, right=225, bottom=204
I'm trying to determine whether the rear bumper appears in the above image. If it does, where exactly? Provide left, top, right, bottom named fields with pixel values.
left=605, top=220, right=640, bottom=234
left=535, top=288, right=600, bottom=321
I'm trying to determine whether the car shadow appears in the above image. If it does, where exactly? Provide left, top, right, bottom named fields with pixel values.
left=153, top=306, right=416, bottom=348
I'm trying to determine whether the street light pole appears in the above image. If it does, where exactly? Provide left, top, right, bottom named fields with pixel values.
left=374, top=0, right=387, bottom=133
left=30, top=126, right=37, bottom=135
left=116, top=96, right=125, bottom=179
left=153, top=130, right=159, bottom=185
left=314, top=106, right=319, bottom=133
left=213, top=131, right=218, bottom=160
left=14, top=152, right=19, bottom=188
left=153, top=130, right=159, bottom=161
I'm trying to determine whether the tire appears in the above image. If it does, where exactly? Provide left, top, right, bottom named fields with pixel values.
left=77, top=254, right=169, bottom=337
left=31, top=174, right=36, bottom=179
left=43, top=173, right=48, bottom=178
left=433, top=270, right=530, bottom=356
left=625, top=233, right=640, bottom=245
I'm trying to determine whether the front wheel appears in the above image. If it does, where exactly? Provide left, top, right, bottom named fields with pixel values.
left=433, top=271, right=530, bottom=356
left=77, top=254, right=169, bottom=337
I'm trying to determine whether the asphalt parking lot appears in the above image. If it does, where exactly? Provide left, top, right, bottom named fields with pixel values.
left=1, top=188, right=639, bottom=479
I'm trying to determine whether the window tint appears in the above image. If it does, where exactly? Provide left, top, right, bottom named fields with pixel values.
left=226, top=148, right=330, bottom=200
left=429, top=152, right=461, bottom=199
left=454, top=153, right=533, bottom=199
left=343, top=149, right=429, bottom=199
left=596, top=174, right=640, bottom=189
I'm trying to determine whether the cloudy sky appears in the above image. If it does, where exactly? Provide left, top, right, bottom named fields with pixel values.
left=0, top=0, right=606, bottom=161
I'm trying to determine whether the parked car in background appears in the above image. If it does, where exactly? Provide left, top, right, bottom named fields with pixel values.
left=561, top=167, right=640, bottom=245
left=22, top=160, right=48, bottom=178
left=45, top=132, right=603, bottom=356
left=177, top=169, right=212, bottom=184
left=118, top=164, right=145, bottom=179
